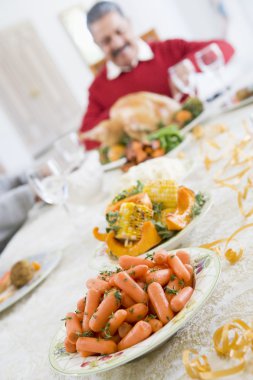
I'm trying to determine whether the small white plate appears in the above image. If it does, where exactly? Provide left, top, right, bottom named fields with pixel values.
left=90, top=192, right=212, bottom=271
left=49, top=247, right=220, bottom=377
left=0, top=251, right=62, bottom=313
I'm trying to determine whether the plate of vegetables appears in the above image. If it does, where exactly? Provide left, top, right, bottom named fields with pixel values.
left=49, top=247, right=220, bottom=376
left=0, top=251, right=61, bottom=312
left=91, top=179, right=211, bottom=270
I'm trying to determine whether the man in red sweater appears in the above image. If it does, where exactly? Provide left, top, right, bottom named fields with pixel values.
left=80, top=1, right=234, bottom=149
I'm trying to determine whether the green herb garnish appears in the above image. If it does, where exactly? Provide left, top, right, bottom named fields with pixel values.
left=147, top=314, right=157, bottom=319
left=145, top=252, right=154, bottom=260
left=112, top=180, right=144, bottom=204
left=114, top=290, right=122, bottom=303
left=152, top=221, right=176, bottom=240
left=153, top=202, right=164, bottom=217
left=190, top=192, right=206, bottom=218
left=165, top=287, right=178, bottom=295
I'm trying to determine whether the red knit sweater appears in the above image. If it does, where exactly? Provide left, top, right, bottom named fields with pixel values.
left=80, top=39, right=234, bottom=149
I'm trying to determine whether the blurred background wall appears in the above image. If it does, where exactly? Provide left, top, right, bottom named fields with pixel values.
left=0, top=0, right=253, bottom=173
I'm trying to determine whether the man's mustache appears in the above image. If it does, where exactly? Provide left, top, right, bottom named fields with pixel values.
left=111, top=43, right=130, bottom=58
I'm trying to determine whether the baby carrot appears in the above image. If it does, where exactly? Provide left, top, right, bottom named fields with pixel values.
left=64, top=337, right=76, bottom=353
left=77, top=297, right=86, bottom=313
left=125, top=303, right=148, bottom=323
left=86, top=278, right=110, bottom=293
left=114, top=272, right=148, bottom=304
left=153, top=249, right=168, bottom=265
left=126, top=265, right=149, bottom=279
left=109, top=333, right=121, bottom=344
left=147, top=318, right=163, bottom=333
left=89, top=289, right=121, bottom=332
left=118, top=321, right=152, bottom=351
left=146, top=268, right=171, bottom=286
left=101, top=309, right=127, bottom=338
left=118, top=322, right=132, bottom=338
left=65, top=312, right=82, bottom=344
left=167, top=254, right=191, bottom=283
left=108, top=275, right=116, bottom=287
left=170, top=286, right=194, bottom=312
left=184, top=264, right=194, bottom=287
left=148, top=282, right=174, bottom=324
left=76, top=337, right=117, bottom=354
left=119, top=255, right=155, bottom=269
left=176, top=250, right=190, bottom=265
left=80, top=351, right=94, bottom=357
left=82, top=288, right=101, bottom=332
left=121, top=291, right=135, bottom=308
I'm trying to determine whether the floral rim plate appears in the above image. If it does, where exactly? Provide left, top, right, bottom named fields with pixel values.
left=49, top=247, right=220, bottom=377
left=0, top=250, right=62, bottom=313
left=90, top=192, right=212, bottom=271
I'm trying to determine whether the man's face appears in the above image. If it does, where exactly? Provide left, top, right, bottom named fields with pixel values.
left=90, top=11, right=138, bottom=69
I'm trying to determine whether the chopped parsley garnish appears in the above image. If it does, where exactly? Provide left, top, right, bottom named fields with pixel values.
left=147, top=314, right=157, bottom=319
left=101, top=322, right=112, bottom=339
left=153, top=202, right=164, bottom=217
left=165, top=287, right=178, bottom=295
left=114, top=290, right=122, bottom=303
left=145, top=252, right=154, bottom=260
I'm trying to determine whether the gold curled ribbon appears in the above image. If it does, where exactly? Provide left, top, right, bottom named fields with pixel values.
left=224, top=248, right=243, bottom=264
left=183, top=319, right=253, bottom=379
left=200, top=223, right=253, bottom=264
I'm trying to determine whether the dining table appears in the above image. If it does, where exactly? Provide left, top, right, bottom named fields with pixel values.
left=1, top=96, right=253, bottom=380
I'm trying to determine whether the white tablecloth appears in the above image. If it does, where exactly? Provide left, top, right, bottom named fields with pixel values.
left=1, top=102, right=253, bottom=380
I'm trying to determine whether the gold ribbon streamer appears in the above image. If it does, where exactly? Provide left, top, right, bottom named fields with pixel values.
left=183, top=319, right=253, bottom=379
left=200, top=223, right=253, bottom=264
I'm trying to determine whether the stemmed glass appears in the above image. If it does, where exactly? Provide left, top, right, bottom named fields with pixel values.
left=168, top=58, right=197, bottom=101
left=27, top=159, right=69, bottom=211
left=195, top=43, right=226, bottom=97
left=53, top=131, right=86, bottom=174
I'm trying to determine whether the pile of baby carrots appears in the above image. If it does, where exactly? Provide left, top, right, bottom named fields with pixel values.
left=64, top=249, right=194, bottom=357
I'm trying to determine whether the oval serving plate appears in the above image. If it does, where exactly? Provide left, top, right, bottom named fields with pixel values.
left=102, top=157, right=127, bottom=172
left=102, top=133, right=194, bottom=173
left=49, top=247, right=220, bottom=377
left=0, top=250, right=62, bottom=313
left=90, top=192, right=212, bottom=271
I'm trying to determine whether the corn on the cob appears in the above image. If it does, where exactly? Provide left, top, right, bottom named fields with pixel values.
left=143, top=180, right=178, bottom=210
left=115, top=202, right=153, bottom=241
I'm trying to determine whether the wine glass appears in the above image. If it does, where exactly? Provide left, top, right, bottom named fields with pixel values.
left=195, top=43, right=226, bottom=97
left=53, top=131, right=86, bottom=174
left=168, top=58, right=197, bottom=100
left=27, top=159, right=69, bottom=210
